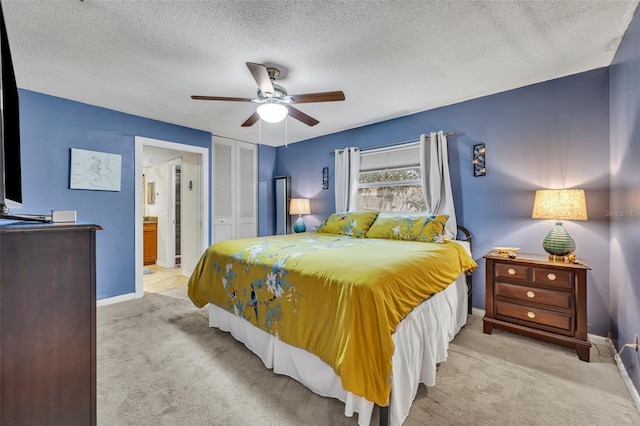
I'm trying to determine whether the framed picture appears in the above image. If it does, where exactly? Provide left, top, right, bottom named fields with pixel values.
left=70, top=148, right=122, bottom=191
left=147, top=182, right=156, bottom=205
left=322, top=167, right=329, bottom=189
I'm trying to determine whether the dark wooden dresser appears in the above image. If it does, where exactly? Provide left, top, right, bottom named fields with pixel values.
left=0, top=222, right=101, bottom=425
left=483, top=252, right=591, bottom=361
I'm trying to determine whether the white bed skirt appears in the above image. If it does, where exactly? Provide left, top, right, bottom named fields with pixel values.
left=208, top=272, right=468, bottom=425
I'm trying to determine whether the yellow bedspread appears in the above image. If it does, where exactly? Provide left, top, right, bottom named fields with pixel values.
left=188, top=233, right=477, bottom=406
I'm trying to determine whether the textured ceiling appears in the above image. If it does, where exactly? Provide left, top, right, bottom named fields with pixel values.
left=3, top=0, right=638, bottom=147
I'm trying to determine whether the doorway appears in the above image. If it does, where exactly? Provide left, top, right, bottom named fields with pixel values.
left=142, top=156, right=182, bottom=294
left=135, top=137, right=209, bottom=299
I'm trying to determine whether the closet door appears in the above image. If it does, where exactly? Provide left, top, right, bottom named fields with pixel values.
left=236, top=141, right=257, bottom=239
left=212, top=137, right=257, bottom=243
left=213, top=137, right=234, bottom=242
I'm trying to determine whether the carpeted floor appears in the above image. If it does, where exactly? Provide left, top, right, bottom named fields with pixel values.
left=97, top=286, right=640, bottom=425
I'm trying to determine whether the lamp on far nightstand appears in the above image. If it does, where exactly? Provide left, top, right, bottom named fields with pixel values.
left=532, top=189, right=588, bottom=259
left=289, top=198, right=310, bottom=233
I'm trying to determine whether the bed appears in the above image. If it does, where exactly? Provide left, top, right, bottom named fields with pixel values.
left=188, top=212, right=476, bottom=425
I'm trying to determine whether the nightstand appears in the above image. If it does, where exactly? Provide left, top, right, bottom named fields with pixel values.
left=483, top=252, right=591, bottom=361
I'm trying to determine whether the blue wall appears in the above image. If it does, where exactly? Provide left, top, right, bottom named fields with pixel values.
left=610, top=6, right=640, bottom=395
left=18, top=90, right=211, bottom=300
left=276, top=69, right=612, bottom=337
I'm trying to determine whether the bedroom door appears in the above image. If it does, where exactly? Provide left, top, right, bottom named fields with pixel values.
left=212, top=137, right=257, bottom=243
left=180, top=153, right=202, bottom=274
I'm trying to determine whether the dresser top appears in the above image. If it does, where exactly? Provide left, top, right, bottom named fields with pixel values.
left=484, top=251, right=591, bottom=270
left=0, top=220, right=101, bottom=233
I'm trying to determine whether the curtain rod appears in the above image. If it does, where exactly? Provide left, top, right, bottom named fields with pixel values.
left=329, top=131, right=456, bottom=156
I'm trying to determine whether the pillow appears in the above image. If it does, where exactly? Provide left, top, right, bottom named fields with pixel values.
left=415, top=214, right=450, bottom=243
left=316, top=211, right=379, bottom=238
left=365, top=215, right=430, bottom=241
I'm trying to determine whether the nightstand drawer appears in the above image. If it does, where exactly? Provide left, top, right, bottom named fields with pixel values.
left=495, top=263, right=529, bottom=281
left=495, top=301, right=572, bottom=333
left=495, top=282, right=572, bottom=309
left=533, top=268, right=572, bottom=289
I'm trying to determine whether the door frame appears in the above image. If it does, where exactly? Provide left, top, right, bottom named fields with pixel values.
left=134, top=136, right=209, bottom=299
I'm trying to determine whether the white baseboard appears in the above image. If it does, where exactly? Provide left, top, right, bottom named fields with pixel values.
left=471, top=307, right=485, bottom=317
left=156, top=260, right=170, bottom=268
left=603, top=337, right=640, bottom=415
left=96, top=292, right=137, bottom=307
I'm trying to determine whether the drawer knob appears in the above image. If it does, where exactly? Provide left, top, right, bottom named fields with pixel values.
left=547, top=273, right=556, bottom=281
left=508, top=268, right=516, bottom=275
left=527, top=311, right=536, bottom=319
left=527, top=291, right=536, bottom=298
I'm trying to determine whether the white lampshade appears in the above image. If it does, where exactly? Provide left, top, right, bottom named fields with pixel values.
left=532, top=189, right=588, bottom=221
left=257, top=102, right=288, bottom=123
left=289, top=198, right=310, bottom=215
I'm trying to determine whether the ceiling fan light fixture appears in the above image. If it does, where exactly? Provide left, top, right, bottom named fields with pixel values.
left=192, top=63, right=344, bottom=127
left=257, top=102, right=288, bottom=123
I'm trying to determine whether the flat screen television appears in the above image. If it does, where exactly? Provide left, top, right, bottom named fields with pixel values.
left=0, top=1, right=23, bottom=217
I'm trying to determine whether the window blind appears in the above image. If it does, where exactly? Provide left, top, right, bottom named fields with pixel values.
left=358, top=142, right=420, bottom=171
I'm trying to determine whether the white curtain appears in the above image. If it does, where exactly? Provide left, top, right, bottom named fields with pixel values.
left=420, top=131, right=457, bottom=238
left=334, top=147, right=360, bottom=212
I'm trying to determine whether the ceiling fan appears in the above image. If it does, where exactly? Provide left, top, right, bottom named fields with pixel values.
left=191, top=62, right=345, bottom=127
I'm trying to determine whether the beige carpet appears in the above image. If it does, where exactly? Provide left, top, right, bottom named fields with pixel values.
left=97, top=286, right=640, bottom=425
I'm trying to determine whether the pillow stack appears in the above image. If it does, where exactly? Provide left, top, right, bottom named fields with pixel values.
left=317, top=212, right=450, bottom=243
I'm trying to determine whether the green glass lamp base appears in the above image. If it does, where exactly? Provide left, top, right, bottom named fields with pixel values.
left=542, top=221, right=576, bottom=256
left=293, top=215, right=306, bottom=233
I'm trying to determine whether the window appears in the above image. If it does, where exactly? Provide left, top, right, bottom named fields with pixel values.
left=355, top=143, right=426, bottom=212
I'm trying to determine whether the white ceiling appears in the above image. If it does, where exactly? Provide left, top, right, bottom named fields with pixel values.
left=3, top=1, right=638, bottom=147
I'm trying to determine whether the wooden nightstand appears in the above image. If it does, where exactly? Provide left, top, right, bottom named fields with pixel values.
left=483, top=252, right=591, bottom=361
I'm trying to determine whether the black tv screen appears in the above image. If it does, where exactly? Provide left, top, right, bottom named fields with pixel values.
left=0, top=1, right=22, bottom=213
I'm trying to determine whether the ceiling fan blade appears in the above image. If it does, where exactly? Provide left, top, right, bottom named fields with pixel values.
left=191, top=95, right=253, bottom=102
left=288, top=106, right=319, bottom=127
left=246, top=62, right=275, bottom=97
left=290, top=91, right=345, bottom=103
left=241, top=112, right=260, bottom=127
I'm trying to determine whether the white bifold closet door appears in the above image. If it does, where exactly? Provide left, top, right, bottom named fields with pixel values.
left=212, top=136, right=257, bottom=243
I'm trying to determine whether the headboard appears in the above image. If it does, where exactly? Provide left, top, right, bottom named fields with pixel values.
left=456, top=224, right=473, bottom=315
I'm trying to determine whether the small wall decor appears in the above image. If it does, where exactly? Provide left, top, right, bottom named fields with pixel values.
left=472, top=143, right=486, bottom=177
left=147, top=182, right=156, bottom=204
left=70, top=148, right=122, bottom=191
left=322, top=166, right=329, bottom=189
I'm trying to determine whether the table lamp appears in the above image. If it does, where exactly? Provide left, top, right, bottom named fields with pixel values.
left=532, top=189, right=587, bottom=259
left=289, top=198, right=310, bottom=233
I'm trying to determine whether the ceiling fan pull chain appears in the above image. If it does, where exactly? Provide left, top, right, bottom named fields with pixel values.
left=258, top=118, right=262, bottom=144
left=285, top=115, right=288, bottom=147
